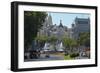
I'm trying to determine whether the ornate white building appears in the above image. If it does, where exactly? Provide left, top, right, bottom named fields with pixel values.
left=37, top=14, right=69, bottom=39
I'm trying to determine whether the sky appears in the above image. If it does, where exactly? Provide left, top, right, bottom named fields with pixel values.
left=48, top=12, right=90, bottom=28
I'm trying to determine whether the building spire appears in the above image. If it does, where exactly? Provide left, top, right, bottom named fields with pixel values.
left=60, top=20, right=62, bottom=24
left=47, top=13, right=53, bottom=25
left=59, top=19, right=63, bottom=27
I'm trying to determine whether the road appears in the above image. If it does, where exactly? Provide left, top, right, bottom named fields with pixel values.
left=24, top=54, right=64, bottom=62
left=24, top=52, right=89, bottom=62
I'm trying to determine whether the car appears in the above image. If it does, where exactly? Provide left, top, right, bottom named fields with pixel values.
left=29, top=49, right=41, bottom=59
left=45, top=54, right=50, bottom=58
left=81, top=52, right=87, bottom=57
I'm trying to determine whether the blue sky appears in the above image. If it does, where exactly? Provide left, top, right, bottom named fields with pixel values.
left=48, top=12, right=90, bottom=28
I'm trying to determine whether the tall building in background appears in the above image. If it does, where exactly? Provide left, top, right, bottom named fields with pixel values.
left=72, top=17, right=90, bottom=39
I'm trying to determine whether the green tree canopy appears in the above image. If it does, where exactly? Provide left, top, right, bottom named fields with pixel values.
left=62, top=37, right=77, bottom=50
left=78, top=32, right=90, bottom=47
left=35, top=35, right=48, bottom=43
left=48, top=36, right=58, bottom=44
left=24, top=11, right=47, bottom=49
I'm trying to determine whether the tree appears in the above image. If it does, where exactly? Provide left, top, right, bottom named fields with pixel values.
left=63, top=38, right=71, bottom=49
left=78, top=32, right=90, bottom=47
left=35, top=35, right=48, bottom=48
left=24, top=11, right=47, bottom=50
left=70, top=39, right=78, bottom=52
left=48, top=36, right=58, bottom=51
left=48, top=36, right=57, bottom=44
left=35, top=35, right=48, bottom=42
left=62, top=37, right=77, bottom=54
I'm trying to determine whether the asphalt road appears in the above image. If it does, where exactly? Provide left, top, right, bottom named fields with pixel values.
left=24, top=53, right=89, bottom=62
left=24, top=54, right=64, bottom=62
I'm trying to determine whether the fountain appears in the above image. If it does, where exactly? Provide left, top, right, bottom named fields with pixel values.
left=43, top=42, right=50, bottom=51
left=42, top=42, right=51, bottom=58
left=57, top=42, right=64, bottom=52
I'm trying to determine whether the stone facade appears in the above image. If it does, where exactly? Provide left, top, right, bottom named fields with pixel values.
left=37, top=15, right=90, bottom=40
left=37, top=14, right=69, bottom=39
